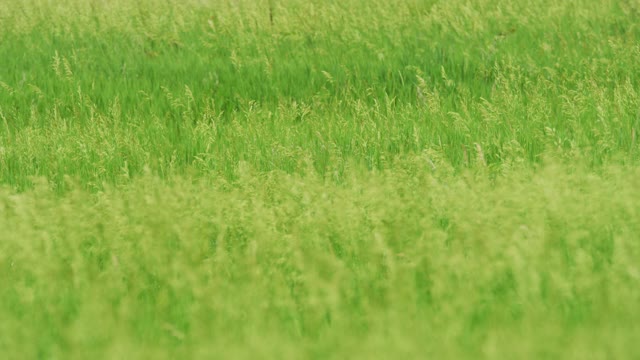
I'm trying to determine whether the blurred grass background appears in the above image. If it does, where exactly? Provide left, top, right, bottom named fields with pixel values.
left=0, top=0, right=639, bottom=358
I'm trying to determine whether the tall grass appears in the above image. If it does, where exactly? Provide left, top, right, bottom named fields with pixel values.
left=0, top=0, right=639, bottom=358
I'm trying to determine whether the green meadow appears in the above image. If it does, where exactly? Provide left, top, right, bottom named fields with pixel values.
left=1, top=0, right=639, bottom=358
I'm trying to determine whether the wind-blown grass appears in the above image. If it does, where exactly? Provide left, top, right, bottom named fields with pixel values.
left=0, top=0, right=639, bottom=358
left=2, top=163, right=640, bottom=358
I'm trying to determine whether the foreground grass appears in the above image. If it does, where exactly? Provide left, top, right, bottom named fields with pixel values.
left=1, top=0, right=640, bottom=358
left=2, top=163, right=639, bottom=358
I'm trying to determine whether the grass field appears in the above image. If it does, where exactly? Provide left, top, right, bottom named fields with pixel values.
left=1, top=0, right=640, bottom=358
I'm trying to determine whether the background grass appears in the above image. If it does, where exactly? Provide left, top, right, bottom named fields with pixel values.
left=1, top=0, right=639, bottom=358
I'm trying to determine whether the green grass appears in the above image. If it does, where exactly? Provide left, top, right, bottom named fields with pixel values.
left=1, top=0, right=639, bottom=358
